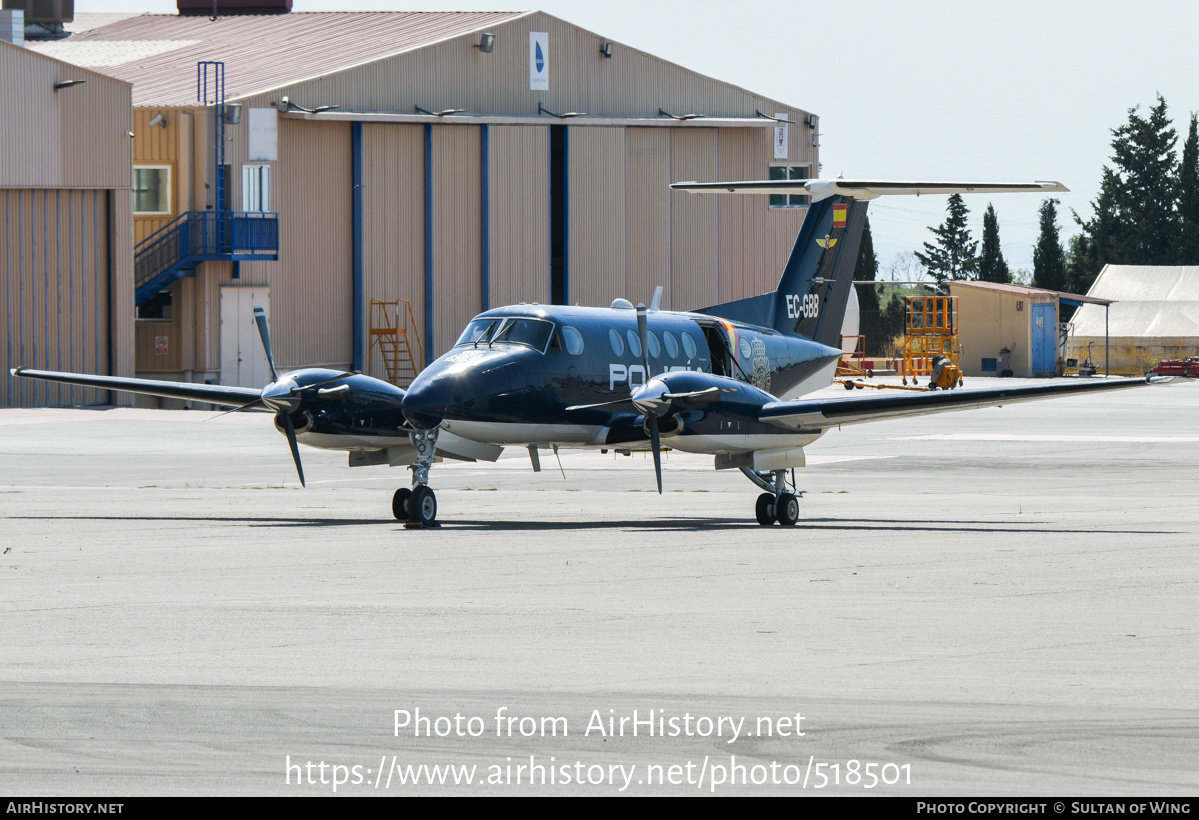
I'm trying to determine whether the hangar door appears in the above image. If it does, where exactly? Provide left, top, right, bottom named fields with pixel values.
left=1031, top=302, right=1056, bottom=375
left=220, top=286, right=273, bottom=387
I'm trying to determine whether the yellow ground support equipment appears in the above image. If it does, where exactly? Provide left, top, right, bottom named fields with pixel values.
left=368, top=299, right=423, bottom=387
left=901, top=295, right=963, bottom=389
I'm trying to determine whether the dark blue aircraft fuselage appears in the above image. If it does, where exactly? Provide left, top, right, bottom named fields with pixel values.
left=400, top=303, right=842, bottom=451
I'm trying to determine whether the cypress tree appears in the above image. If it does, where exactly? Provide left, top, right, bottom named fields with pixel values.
left=914, top=194, right=979, bottom=290
left=1033, top=198, right=1068, bottom=291
left=1178, top=112, right=1199, bottom=264
left=978, top=203, right=1010, bottom=283
left=853, top=216, right=881, bottom=310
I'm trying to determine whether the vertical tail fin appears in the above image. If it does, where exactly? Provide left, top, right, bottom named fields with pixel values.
left=696, top=195, right=868, bottom=348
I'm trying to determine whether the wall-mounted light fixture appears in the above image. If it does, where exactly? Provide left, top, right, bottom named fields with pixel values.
left=599, top=42, right=613, bottom=58
left=53, top=79, right=86, bottom=91
left=415, top=105, right=465, bottom=117
left=538, top=102, right=586, bottom=119
left=805, top=113, right=817, bottom=130
left=222, top=102, right=242, bottom=124
left=659, top=108, right=701, bottom=121
left=475, top=32, right=495, bottom=53
left=277, top=97, right=338, bottom=115
left=148, top=113, right=168, bottom=128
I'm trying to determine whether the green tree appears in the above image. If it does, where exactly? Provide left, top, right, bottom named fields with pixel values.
left=853, top=215, right=881, bottom=311
left=1178, top=112, right=1199, bottom=264
left=978, top=203, right=1010, bottom=283
left=1033, top=198, right=1068, bottom=291
left=914, top=194, right=978, bottom=290
left=1074, top=94, right=1179, bottom=287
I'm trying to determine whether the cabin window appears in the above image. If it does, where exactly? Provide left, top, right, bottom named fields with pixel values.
left=739, top=337, right=753, bottom=359
left=133, top=166, right=171, bottom=215
left=625, top=329, right=642, bottom=360
left=768, top=165, right=811, bottom=209
left=646, top=330, right=661, bottom=359
left=681, top=332, right=698, bottom=360
left=561, top=326, right=584, bottom=355
left=608, top=328, right=624, bottom=357
left=662, top=331, right=679, bottom=359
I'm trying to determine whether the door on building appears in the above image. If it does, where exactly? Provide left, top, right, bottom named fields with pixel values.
left=220, top=286, right=273, bottom=387
left=1031, top=302, right=1057, bottom=375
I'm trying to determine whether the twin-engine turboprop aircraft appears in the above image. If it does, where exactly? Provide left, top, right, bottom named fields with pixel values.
left=13, top=178, right=1162, bottom=527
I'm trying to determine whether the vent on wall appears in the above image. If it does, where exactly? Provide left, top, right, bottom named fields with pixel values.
left=177, top=0, right=292, bottom=14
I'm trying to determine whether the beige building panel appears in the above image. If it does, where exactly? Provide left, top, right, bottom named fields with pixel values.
left=0, top=41, right=132, bottom=191
left=1, top=189, right=112, bottom=406
left=362, top=123, right=426, bottom=379
left=489, top=125, right=549, bottom=308
left=273, top=118, right=353, bottom=370
left=431, top=125, right=482, bottom=357
left=242, top=12, right=810, bottom=129
left=670, top=128, right=719, bottom=310
left=568, top=126, right=626, bottom=308
left=626, top=128, right=672, bottom=310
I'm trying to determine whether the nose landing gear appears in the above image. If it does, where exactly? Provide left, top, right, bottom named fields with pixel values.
left=393, top=428, right=440, bottom=527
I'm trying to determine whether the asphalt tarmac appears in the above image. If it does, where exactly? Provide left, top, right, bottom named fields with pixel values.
left=1, top=377, right=1196, bottom=796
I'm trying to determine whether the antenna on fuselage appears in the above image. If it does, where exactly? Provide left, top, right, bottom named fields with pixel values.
left=649, top=286, right=663, bottom=312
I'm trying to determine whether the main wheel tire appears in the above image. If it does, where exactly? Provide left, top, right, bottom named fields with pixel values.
left=392, top=487, right=412, bottom=521
left=410, top=485, right=437, bottom=526
left=775, top=492, right=800, bottom=527
left=755, top=493, right=775, bottom=526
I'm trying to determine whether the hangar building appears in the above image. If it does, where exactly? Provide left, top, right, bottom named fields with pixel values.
left=0, top=38, right=134, bottom=408
left=27, top=7, right=820, bottom=402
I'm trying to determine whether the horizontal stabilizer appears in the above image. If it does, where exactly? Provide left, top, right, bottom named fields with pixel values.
left=672, top=179, right=1069, bottom=201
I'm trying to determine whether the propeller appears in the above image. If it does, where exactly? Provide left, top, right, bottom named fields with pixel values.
left=634, top=304, right=664, bottom=494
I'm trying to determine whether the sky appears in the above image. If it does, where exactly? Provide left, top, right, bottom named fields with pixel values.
left=76, top=0, right=1199, bottom=275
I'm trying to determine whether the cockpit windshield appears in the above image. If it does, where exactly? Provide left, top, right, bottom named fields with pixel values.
left=454, top=316, right=554, bottom=353
left=455, top=319, right=499, bottom=347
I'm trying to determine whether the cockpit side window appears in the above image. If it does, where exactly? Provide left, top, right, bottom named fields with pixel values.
left=490, top=317, right=554, bottom=352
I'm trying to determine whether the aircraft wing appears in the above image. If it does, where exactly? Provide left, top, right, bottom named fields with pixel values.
left=11, top=368, right=262, bottom=408
left=671, top=179, right=1068, bottom=202
left=759, top=377, right=1160, bottom=432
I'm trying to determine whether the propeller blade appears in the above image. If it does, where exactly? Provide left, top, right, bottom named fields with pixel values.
left=649, top=414, right=662, bottom=495
left=661, top=386, right=736, bottom=405
left=253, top=305, right=279, bottom=382
left=281, top=411, right=306, bottom=487
left=565, top=397, right=631, bottom=411
left=206, top=396, right=268, bottom=420
left=636, top=303, right=651, bottom=376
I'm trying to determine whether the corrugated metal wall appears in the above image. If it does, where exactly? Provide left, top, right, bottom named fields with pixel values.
left=670, top=128, right=719, bottom=309
left=1, top=188, right=111, bottom=406
left=0, top=41, right=132, bottom=191
left=626, top=128, right=672, bottom=310
left=431, top=125, right=483, bottom=356
left=568, top=126, right=626, bottom=308
left=362, top=123, right=425, bottom=382
left=489, top=125, right=549, bottom=308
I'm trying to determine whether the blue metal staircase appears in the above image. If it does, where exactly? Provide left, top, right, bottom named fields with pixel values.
left=134, top=210, right=279, bottom=305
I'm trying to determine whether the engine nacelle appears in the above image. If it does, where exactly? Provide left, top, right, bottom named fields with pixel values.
left=644, top=414, right=684, bottom=439
left=274, top=410, right=314, bottom=435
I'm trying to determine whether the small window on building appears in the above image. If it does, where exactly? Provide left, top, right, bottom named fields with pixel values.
left=768, top=165, right=811, bottom=209
left=243, top=164, right=271, bottom=212
left=137, top=289, right=173, bottom=321
left=133, top=166, right=171, bottom=215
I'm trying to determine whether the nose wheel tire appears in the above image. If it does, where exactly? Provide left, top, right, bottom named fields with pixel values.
left=755, top=493, right=776, bottom=526
left=775, top=492, right=800, bottom=526
left=392, top=487, right=412, bottom=521
left=409, top=485, right=438, bottom=526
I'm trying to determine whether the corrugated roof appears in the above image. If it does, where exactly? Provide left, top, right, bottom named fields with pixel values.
left=1071, top=265, right=1199, bottom=338
left=28, top=11, right=528, bottom=106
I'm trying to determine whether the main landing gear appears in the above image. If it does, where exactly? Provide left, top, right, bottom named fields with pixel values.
left=741, top=467, right=801, bottom=526
left=393, top=428, right=440, bottom=527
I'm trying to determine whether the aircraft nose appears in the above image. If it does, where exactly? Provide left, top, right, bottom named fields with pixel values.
left=401, top=374, right=452, bottom=430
